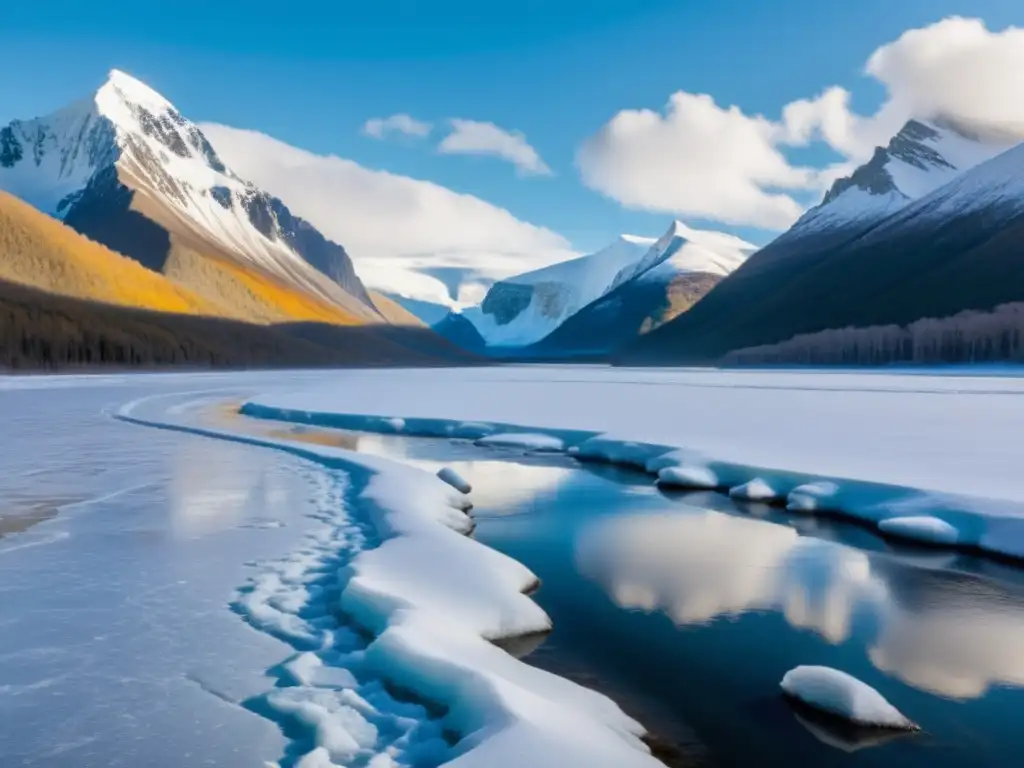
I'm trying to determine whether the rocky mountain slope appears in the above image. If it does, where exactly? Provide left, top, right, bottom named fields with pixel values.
left=0, top=70, right=383, bottom=326
left=622, top=120, right=1024, bottom=365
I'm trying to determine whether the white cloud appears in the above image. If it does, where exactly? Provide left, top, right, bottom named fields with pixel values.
left=578, top=17, right=1024, bottom=230
left=200, top=124, right=576, bottom=309
left=438, top=119, right=552, bottom=176
left=578, top=92, right=814, bottom=229
left=362, top=113, right=432, bottom=139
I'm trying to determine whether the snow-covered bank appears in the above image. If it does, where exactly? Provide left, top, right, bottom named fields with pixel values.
left=116, top=394, right=662, bottom=768
left=242, top=366, right=1024, bottom=561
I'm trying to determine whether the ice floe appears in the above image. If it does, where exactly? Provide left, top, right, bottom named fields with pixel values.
left=787, top=481, right=840, bottom=513
left=656, top=465, right=719, bottom=490
left=878, top=516, right=959, bottom=545
left=780, top=666, right=917, bottom=730
left=729, top=477, right=782, bottom=503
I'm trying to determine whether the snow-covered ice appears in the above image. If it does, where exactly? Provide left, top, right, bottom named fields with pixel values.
left=437, top=466, right=473, bottom=494
left=780, top=666, right=917, bottom=730
left=656, top=465, right=719, bottom=490
left=877, top=516, right=959, bottom=546
left=728, top=477, right=782, bottom=503
left=787, top=482, right=841, bottom=513
left=115, top=388, right=662, bottom=768
left=474, top=433, right=565, bottom=452
left=244, top=365, right=1024, bottom=560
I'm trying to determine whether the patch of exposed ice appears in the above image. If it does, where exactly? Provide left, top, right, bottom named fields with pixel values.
left=878, top=516, right=959, bottom=545
left=729, top=478, right=781, bottom=503
left=451, top=421, right=496, bottom=439
left=474, top=433, right=565, bottom=452
left=437, top=467, right=472, bottom=494
left=380, top=417, right=406, bottom=433
left=780, top=666, right=917, bottom=730
left=656, top=465, right=718, bottom=490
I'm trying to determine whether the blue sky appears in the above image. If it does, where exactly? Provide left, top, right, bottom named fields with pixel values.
left=1, top=0, right=1022, bottom=258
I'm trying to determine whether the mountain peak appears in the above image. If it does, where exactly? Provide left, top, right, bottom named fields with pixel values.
left=96, top=69, right=176, bottom=127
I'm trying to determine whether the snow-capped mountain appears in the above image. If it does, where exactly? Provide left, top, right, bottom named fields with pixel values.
left=622, top=127, right=1024, bottom=365
left=0, top=70, right=378, bottom=322
left=785, top=118, right=1015, bottom=241
left=454, top=221, right=752, bottom=350
left=458, top=233, right=656, bottom=348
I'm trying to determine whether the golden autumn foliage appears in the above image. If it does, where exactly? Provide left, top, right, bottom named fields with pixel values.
left=0, top=190, right=222, bottom=315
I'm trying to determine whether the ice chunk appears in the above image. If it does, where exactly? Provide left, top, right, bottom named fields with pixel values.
left=780, top=666, right=917, bottom=730
left=437, top=466, right=472, bottom=494
left=656, top=465, right=718, bottom=490
left=297, top=747, right=343, bottom=768
left=729, top=478, right=781, bottom=503
left=380, top=417, right=406, bottom=433
left=474, top=433, right=565, bottom=452
left=878, top=516, right=959, bottom=545
left=574, top=436, right=669, bottom=469
left=787, top=481, right=840, bottom=513
left=284, top=653, right=360, bottom=689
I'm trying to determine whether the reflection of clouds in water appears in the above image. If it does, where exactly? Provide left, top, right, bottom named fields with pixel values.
left=869, top=574, right=1024, bottom=699
left=578, top=507, right=1024, bottom=701
left=169, top=440, right=291, bottom=537
left=576, top=510, right=885, bottom=644
left=390, top=458, right=573, bottom=511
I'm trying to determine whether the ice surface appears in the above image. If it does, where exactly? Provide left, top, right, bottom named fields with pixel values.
left=438, top=466, right=473, bottom=494
left=780, top=666, right=917, bottom=730
left=877, top=516, right=959, bottom=545
left=656, top=465, right=719, bottom=490
left=728, top=478, right=782, bottom=502
left=116, top=389, right=661, bottom=768
left=474, top=433, right=565, bottom=452
left=245, top=366, right=1024, bottom=560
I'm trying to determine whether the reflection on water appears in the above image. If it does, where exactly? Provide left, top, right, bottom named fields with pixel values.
left=576, top=505, right=1024, bottom=702
left=577, top=509, right=885, bottom=644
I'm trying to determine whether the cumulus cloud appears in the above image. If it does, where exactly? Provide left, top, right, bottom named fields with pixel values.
left=200, top=124, right=576, bottom=308
left=362, top=113, right=432, bottom=139
left=578, top=17, right=1024, bottom=230
left=438, top=119, right=552, bottom=176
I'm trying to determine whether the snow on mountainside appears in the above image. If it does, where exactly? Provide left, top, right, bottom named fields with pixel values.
left=459, top=234, right=656, bottom=347
left=790, top=118, right=1016, bottom=238
left=0, top=70, right=376, bottom=319
left=459, top=221, right=752, bottom=349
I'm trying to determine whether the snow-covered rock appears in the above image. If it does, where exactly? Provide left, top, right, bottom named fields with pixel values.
left=780, top=666, right=917, bottom=730
left=787, top=481, right=840, bottom=513
left=878, top=516, right=959, bottom=545
left=437, top=466, right=472, bottom=494
left=729, top=478, right=782, bottom=503
left=656, top=465, right=718, bottom=490
left=474, top=433, right=565, bottom=452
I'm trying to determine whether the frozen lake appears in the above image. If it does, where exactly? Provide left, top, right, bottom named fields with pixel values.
left=4, top=368, right=1024, bottom=766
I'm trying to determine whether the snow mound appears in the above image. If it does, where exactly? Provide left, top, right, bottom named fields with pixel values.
left=380, top=417, right=406, bottom=433
left=780, top=666, right=917, bottom=730
left=575, top=434, right=671, bottom=469
left=437, top=466, right=472, bottom=494
left=475, top=433, right=565, bottom=452
left=656, top=465, right=718, bottom=490
left=787, top=482, right=840, bottom=513
left=878, top=516, right=959, bottom=545
left=729, top=478, right=782, bottom=503
left=284, top=653, right=360, bottom=689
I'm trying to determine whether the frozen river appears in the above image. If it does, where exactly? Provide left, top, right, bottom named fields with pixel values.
left=4, top=369, right=1024, bottom=767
